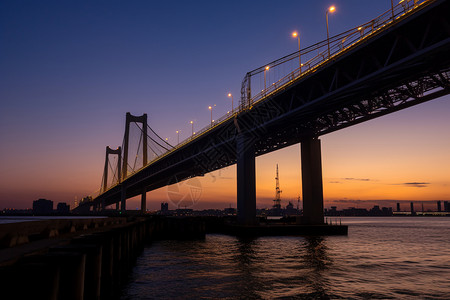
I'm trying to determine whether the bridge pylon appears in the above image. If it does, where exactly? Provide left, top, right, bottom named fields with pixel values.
left=121, top=112, right=148, bottom=212
left=102, top=146, right=122, bottom=210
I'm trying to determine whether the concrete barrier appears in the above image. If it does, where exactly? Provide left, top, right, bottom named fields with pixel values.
left=0, top=216, right=206, bottom=299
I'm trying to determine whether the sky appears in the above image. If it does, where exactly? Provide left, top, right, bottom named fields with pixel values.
left=1, top=0, right=449, bottom=211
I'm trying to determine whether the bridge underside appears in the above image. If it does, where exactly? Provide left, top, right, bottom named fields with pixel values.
left=76, top=0, right=450, bottom=225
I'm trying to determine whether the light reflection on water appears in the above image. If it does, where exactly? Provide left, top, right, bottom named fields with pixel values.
left=122, top=217, right=450, bottom=299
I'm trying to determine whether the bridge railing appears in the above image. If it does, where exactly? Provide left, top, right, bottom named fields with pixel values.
left=240, top=0, right=429, bottom=109
left=92, top=0, right=430, bottom=200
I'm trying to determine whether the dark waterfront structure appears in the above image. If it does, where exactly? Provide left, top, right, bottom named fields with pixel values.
left=56, top=202, right=70, bottom=213
left=160, top=202, right=168, bottom=214
left=74, top=0, right=450, bottom=228
left=0, top=217, right=205, bottom=300
left=325, top=206, right=393, bottom=217
left=437, top=201, right=441, bottom=212
left=411, top=202, right=415, bottom=215
left=32, top=198, right=53, bottom=214
left=444, top=201, right=450, bottom=212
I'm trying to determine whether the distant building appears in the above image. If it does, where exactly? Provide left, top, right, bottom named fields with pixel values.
left=444, top=201, right=450, bottom=212
left=410, top=202, right=415, bottom=215
left=56, top=202, right=70, bottom=213
left=224, top=207, right=236, bottom=215
left=161, top=202, right=169, bottom=212
left=397, top=203, right=401, bottom=212
left=342, top=207, right=369, bottom=216
left=437, top=201, right=441, bottom=212
left=175, top=208, right=193, bottom=216
left=33, top=198, right=53, bottom=214
left=285, top=201, right=297, bottom=215
left=382, top=207, right=393, bottom=215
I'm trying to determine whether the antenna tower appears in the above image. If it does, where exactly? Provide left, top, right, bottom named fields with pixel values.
left=273, top=164, right=282, bottom=209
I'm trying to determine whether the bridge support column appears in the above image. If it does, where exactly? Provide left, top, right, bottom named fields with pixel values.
left=141, top=188, right=146, bottom=213
left=236, top=133, right=256, bottom=225
left=120, top=184, right=126, bottom=212
left=301, top=138, right=324, bottom=225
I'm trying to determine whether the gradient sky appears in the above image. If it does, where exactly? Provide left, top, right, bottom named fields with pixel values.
left=1, top=0, right=449, bottom=211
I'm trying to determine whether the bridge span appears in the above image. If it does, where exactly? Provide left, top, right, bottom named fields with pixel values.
left=74, top=0, right=450, bottom=225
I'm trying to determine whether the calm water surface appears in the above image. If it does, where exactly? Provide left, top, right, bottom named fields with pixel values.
left=122, top=217, right=450, bottom=299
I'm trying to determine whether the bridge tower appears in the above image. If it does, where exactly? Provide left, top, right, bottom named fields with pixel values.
left=121, top=112, right=148, bottom=212
left=102, top=146, right=121, bottom=210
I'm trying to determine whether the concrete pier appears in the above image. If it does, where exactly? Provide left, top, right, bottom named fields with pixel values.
left=236, top=133, right=257, bottom=225
left=301, top=138, right=325, bottom=225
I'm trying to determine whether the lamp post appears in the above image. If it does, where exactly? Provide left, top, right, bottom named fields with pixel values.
left=176, top=130, right=180, bottom=144
left=228, top=93, right=233, bottom=113
left=190, top=121, right=194, bottom=136
left=292, top=31, right=301, bottom=72
left=264, top=66, right=270, bottom=92
left=326, top=5, right=336, bottom=58
left=208, top=105, right=215, bottom=127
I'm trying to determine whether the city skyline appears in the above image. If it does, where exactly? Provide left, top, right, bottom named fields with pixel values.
left=1, top=0, right=449, bottom=210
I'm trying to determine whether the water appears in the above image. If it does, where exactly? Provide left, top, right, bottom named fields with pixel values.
left=121, top=217, right=450, bottom=299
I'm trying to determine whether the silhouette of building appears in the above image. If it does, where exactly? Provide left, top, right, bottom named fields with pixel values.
left=160, top=202, right=169, bottom=215
left=285, top=201, right=297, bottom=215
left=437, top=201, right=441, bottom=212
left=444, top=201, right=450, bottom=212
left=396, top=202, right=401, bottom=212
left=410, top=202, right=415, bottom=215
left=33, top=198, right=53, bottom=214
left=56, top=202, right=70, bottom=213
left=224, top=207, right=236, bottom=215
left=175, top=208, right=193, bottom=216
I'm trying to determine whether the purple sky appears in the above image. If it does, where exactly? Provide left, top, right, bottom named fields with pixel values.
left=1, top=0, right=449, bottom=210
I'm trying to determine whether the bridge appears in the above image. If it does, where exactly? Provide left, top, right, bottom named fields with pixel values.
left=74, top=0, right=450, bottom=225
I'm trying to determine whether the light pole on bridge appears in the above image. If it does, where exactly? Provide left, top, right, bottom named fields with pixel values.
left=228, top=93, right=233, bottom=113
left=292, top=31, right=302, bottom=72
left=176, top=130, right=180, bottom=144
left=208, top=105, right=216, bottom=127
left=326, top=5, right=336, bottom=58
left=264, top=66, right=270, bottom=93
left=190, top=120, right=194, bottom=137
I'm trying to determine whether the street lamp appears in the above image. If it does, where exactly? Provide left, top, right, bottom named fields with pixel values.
left=190, top=121, right=194, bottom=136
left=326, top=5, right=336, bottom=58
left=228, top=93, right=233, bottom=113
left=264, top=66, right=270, bottom=92
left=292, top=31, right=301, bottom=72
left=176, top=130, right=180, bottom=144
left=208, top=105, right=216, bottom=127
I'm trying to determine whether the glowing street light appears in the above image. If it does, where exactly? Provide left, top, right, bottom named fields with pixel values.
left=176, top=130, right=180, bottom=144
left=208, top=105, right=216, bottom=127
left=190, top=121, right=194, bottom=136
left=326, top=5, right=336, bottom=58
left=264, top=66, right=270, bottom=92
left=228, top=93, right=233, bottom=113
left=292, top=31, right=301, bottom=72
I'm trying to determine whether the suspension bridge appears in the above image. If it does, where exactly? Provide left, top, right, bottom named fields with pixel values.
left=74, top=0, right=450, bottom=225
